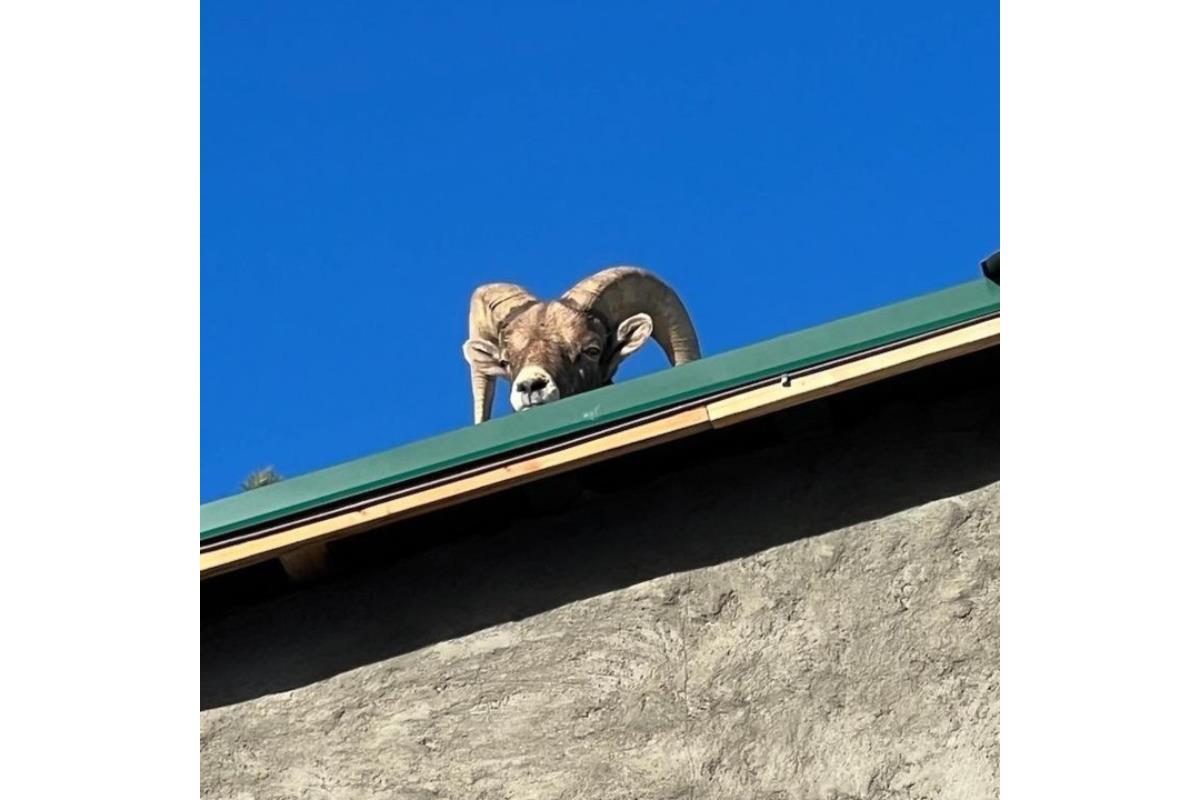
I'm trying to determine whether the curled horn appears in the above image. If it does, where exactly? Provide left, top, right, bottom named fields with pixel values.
left=562, top=267, right=701, bottom=371
left=466, top=282, right=537, bottom=423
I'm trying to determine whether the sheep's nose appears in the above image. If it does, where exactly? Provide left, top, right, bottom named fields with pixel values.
left=517, top=375, right=548, bottom=394
left=510, top=367, right=560, bottom=412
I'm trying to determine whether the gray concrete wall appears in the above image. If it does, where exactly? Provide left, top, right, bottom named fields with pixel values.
left=201, top=349, right=999, bottom=800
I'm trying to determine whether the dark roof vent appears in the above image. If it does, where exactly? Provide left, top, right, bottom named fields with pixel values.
left=980, top=251, right=999, bottom=284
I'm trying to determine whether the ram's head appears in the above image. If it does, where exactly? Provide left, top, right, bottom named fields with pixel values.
left=462, top=267, right=701, bottom=423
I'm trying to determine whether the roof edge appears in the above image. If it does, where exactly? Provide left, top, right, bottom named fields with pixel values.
left=202, top=276, right=1000, bottom=542
left=201, top=315, right=999, bottom=578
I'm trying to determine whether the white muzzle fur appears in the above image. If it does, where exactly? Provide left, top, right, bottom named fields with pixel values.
left=510, top=366, right=560, bottom=412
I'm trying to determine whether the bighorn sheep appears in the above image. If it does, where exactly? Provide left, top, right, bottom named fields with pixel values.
left=462, top=267, right=701, bottom=423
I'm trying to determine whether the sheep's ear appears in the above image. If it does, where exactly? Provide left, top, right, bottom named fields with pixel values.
left=615, top=313, right=654, bottom=358
left=463, top=339, right=507, bottom=376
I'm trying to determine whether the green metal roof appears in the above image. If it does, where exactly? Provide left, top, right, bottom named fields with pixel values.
left=201, top=276, right=1000, bottom=543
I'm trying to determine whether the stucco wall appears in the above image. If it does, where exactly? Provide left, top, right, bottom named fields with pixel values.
left=201, top=349, right=999, bottom=799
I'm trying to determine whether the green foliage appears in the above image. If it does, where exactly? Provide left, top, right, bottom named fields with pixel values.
left=241, top=466, right=283, bottom=491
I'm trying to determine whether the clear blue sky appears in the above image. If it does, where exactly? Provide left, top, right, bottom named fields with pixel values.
left=201, top=1, right=998, bottom=502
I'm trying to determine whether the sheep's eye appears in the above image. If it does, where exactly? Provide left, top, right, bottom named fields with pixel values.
left=583, top=345, right=602, bottom=359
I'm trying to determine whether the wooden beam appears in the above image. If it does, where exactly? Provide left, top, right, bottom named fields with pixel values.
left=705, top=317, right=999, bottom=428
left=201, top=406, right=713, bottom=578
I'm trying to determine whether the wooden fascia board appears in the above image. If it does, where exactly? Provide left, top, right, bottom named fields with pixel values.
left=201, top=407, right=712, bottom=578
left=706, top=316, right=1000, bottom=427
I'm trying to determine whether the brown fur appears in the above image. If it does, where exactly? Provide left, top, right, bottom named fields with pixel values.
left=465, top=267, right=699, bottom=422
left=496, top=301, right=614, bottom=397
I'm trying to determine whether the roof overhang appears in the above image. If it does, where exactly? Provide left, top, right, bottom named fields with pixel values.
left=201, top=273, right=999, bottom=580
left=201, top=313, right=998, bottom=578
